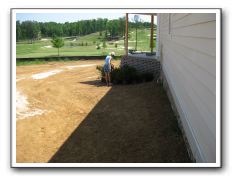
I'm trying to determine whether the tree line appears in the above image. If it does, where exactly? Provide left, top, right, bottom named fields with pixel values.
left=16, top=17, right=153, bottom=42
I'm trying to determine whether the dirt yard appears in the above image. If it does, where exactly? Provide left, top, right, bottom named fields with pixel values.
left=16, top=60, right=191, bottom=163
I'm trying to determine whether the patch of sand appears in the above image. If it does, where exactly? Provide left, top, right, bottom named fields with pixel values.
left=128, top=40, right=144, bottom=42
left=16, top=78, right=25, bottom=82
left=16, top=90, right=29, bottom=113
left=42, top=45, right=52, bottom=49
left=16, top=90, right=46, bottom=120
left=65, top=64, right=96, bottom=70
left=115, top=40, right=124, bottom=43
left=107, top=47, right=124, bottom=50
left=41, top=38, right=49, bottom=41
left=87, top=76, right=98, bottom=79
left=32, top=70, right=63, bottom=80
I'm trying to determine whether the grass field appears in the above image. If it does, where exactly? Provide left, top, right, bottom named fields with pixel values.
left=16, top=28, right=156, bottom=58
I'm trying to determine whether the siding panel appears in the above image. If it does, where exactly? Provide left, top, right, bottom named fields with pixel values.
left=171, top=13, right=191, bottom=22
left=163, top=47, right=216, bottom=162
left=158, top=13, right=216, bottom=163
left=172, top=21, right=216, bottom=38
left=164, top=43, right=216, bottom=117
left=172, top=13, right=216, bottom=28
left=165, top=40, right=216, bottom=94
left=171, top=36, right=216, bottom=57
left=168, top=38, right=216, bottom=77
left=163, top=58, right=216, bottom=161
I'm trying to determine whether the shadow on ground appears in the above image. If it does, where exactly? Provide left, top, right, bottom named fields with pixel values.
left=49, top=81, right=191, bottom=163
left=79, top=80, right=106, bottom=87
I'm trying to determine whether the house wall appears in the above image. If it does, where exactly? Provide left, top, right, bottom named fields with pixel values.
left=158, top=13, right=216, bottom=162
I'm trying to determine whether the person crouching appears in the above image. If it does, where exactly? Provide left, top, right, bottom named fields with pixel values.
left=103, top=52, right=115, bottom=86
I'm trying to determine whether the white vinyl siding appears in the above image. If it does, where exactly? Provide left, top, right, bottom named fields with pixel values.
left=158, top=13, right=216, bottom=162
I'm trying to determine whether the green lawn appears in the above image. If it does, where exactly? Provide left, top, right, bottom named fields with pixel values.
left=16, top=28, right=156, bottom=58
left=127, top=28, right=156, bottom=52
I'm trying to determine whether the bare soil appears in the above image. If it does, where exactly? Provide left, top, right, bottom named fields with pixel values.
left=16, top=60, right=191, bottom=163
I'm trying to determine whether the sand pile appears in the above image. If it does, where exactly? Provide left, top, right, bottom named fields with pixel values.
left=65, top=64, right=96, bottom=70
left=32, top=70, right=63, bottom=80
left=16, top=90, right=46, bottom=119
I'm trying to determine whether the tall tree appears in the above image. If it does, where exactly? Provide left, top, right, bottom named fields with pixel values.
left=16, top=17, right=153, bottom=40
left=20, top=21, right=40, bottom=43
left=16, top=20, right=22, bottom=42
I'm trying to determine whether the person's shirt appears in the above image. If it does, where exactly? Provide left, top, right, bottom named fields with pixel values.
left=105, top=55, right=111, bottom=65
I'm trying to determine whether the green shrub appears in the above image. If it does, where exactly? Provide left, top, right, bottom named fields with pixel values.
left=96, top=64, right=153, bottom=85
left=111, top=67, right=123, bottom=84
left=96, top=65, right=104, bottom=76
left=34, top=59, right=42, bottom=64
left=64, top=58, right=70, bottom=62
left=141, top=72, right=154, bottom=82
left=120, top=65, right=138, bottom=84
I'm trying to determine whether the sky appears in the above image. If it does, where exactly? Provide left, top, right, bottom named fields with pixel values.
left=16, top=13, right=156, bottom=23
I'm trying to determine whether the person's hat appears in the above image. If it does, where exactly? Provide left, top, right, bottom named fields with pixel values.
left=110, top=52, right=115, bottom=56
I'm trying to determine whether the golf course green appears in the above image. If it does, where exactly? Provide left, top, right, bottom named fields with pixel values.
left=16, top=28, right=156, bottom=58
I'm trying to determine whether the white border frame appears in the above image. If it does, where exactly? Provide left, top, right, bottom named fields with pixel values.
left=11, top=8, right=221, bottom=168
